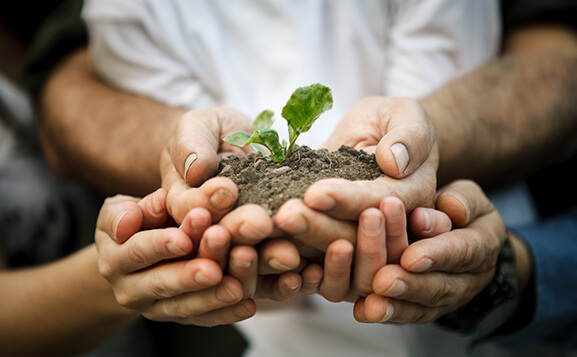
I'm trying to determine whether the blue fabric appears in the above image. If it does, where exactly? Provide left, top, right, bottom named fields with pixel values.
left=499, top=206, right=577, bottom=348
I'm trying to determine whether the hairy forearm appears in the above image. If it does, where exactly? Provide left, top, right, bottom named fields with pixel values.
left=422, top=24, right=577, bottom=188
left=38, top=48, right=186, bottom=196
left=0, top=245, right=137, bottom=356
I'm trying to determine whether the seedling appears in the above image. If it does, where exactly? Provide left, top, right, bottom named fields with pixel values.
left=223, top=83, right=333, bottom=162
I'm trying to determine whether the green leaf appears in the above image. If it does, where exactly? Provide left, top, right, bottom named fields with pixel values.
left=281, top=83, right=333, bottom=135
left=224, top=129, right=284, bottom=162
left=250, top=143, right=268, bottom=156
left=223, top=131, right=252, bottom=146
left=251, top=110, right=274, bottom=131
left=249, top=129, right=284, bottom=162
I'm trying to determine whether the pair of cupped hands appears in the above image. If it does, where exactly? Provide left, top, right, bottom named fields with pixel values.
left=95, top=97, right=506, bottom=327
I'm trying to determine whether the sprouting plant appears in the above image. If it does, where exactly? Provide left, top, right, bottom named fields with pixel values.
left=223, top=83, right=333, bottom=163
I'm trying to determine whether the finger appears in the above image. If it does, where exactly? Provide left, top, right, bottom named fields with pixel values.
left=256, top=272, right=302, bottom=301
left=98, top=195, right=143, bottom=244
left=197, top=225, right=232, bottom=269
left=400, top=211, right=504, bottom=273
left=228, top=245, right=258, bottom=299
left=371, top=264, right=491, bottom=308
left=219, top=204, right=273, bottom=245
left=144, top=275, right=247, bottom=321
left=353, top=297, right=369, bottom=322
left=301, top=263, right=323, bottom=295
left=113, top=257, right=223, bottom=308
left=167, top=299, right=257, bottom=327
left=136, top=188, right=171, bottom=229
left=98, top=227, right=194, bottom=277
left=162, top=148, right=238, bottom=224
left=408, top=207, right=452, bottom=239
left=179, top=207, right=212, bottom=251
left=320, top=239, right=354, bottom=302
left=374, top=98, right=437, bottom=179
left=275, top=199, right=357, bottom=252
left=353, top=208, right=386, bottom=296
left=170, top=108, right=253, bottom=187
left=257, top=238, right=301, bottom=275
left=436, top=179, right=495, bottom=228
left=304, top=154, right=436, bottom=220
left=361, top=294, right=449, bottom=324
left=380, top=197, right=409, bottom=264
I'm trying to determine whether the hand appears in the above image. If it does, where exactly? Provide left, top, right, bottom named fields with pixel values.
left=300, top=196, right=451, bottom=303
left=275, top=97, right=438, bottom=255
left=354, top=180, right=506, bottom=324
left=207, top=205, right=306, bottom=302
left=95, top=189, right=257, bottom=327
left=160, top=107, right=254, bottom=224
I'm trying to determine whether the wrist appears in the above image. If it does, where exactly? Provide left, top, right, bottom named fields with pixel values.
left=436, top=233, right=521, bottom=340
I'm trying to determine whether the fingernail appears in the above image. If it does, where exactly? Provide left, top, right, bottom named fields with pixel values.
left=240, top=223, right=266, bottom=241
left=422, top=210, right=432, bottom=234
left=184, top=153, right=198, bottom=181
left=361, top=212, right=384, bottom=236
left=166, top=242, right=186, bottom=256
left=209, top=188, right=235, bottom=210
left=384, top=280, right=407, bottom=297
left=150, top=189, right=165, bottom=216
left=447, top=192, right=470, bottom=224
left=112, top=211, right=128, bottom=242
left=268, top=258, right=294, bottom=272
left=409, top=257, right=433, bottom=272
left=217, top=283, right=238, bottom=303
left=234, top=258, right=253, bottom=269
left=277, top=214, right=308, bottom=235
left=309, top=193, right=336, bottom=211
left=390, top=143, right=409, bottom=176
left=233, top=300, right=255, bottom=318
left=379, top=302, right=395, bottom=322
left=194, top=271, right=219, bottom=286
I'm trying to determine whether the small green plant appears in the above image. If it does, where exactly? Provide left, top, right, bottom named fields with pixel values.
left=223, top=83, right=333, bottom=163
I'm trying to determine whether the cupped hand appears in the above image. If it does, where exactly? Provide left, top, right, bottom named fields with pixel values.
left=354, top=180, right=506, bottom=324
left=95, top=189, right=256, bottom=327
left=161, top=107, right=254, bottom=224
left=309, top=96, right=439, bottom=217
left=274, top=97, right=438, bottom=257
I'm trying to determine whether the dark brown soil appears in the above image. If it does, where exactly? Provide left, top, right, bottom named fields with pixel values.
left=217, top=145, right=383, bottom=215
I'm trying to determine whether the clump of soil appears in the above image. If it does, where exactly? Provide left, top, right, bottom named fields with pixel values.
left=217, top=145, right=383, bottom=215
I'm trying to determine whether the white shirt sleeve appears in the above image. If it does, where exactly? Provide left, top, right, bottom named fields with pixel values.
left=83, top=0, right=218, bottom=109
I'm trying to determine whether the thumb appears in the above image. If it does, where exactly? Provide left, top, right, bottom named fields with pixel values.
left=170, top=109, right=232, bottom=187
left=374, top=98, right=437, bottom=178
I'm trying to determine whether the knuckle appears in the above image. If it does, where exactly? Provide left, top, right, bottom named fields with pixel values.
left=147, top=271, right=172, bottom=300
left=169, top=299, right=192, bottom=320
left=114, top=290, right=138, bottom=308
left=127, top=241, right=149, bottom=267
left=98, top=260, right=115, bottom=280
left=429, top=279, right=456, bottom=306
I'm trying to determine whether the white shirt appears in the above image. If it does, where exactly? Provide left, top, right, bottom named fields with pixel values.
left=83, top=1, right=538, bottom=356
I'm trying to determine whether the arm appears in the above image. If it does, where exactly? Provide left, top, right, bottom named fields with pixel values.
left=38, top=48, right=185, bottom=196
left=0, top=245, right=137, bottom=356
left=39, top=48, right=252, bottom=224
left=423, top=23, right=577, bottom=187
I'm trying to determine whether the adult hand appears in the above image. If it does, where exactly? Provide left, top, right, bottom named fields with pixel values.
left=274, top=97, right=438, bottom=258
left=160, top=107, right=254, bottom=224
left=95, top=189, right=257, bottom=327
left=354, top=180, right=506, bottom=324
